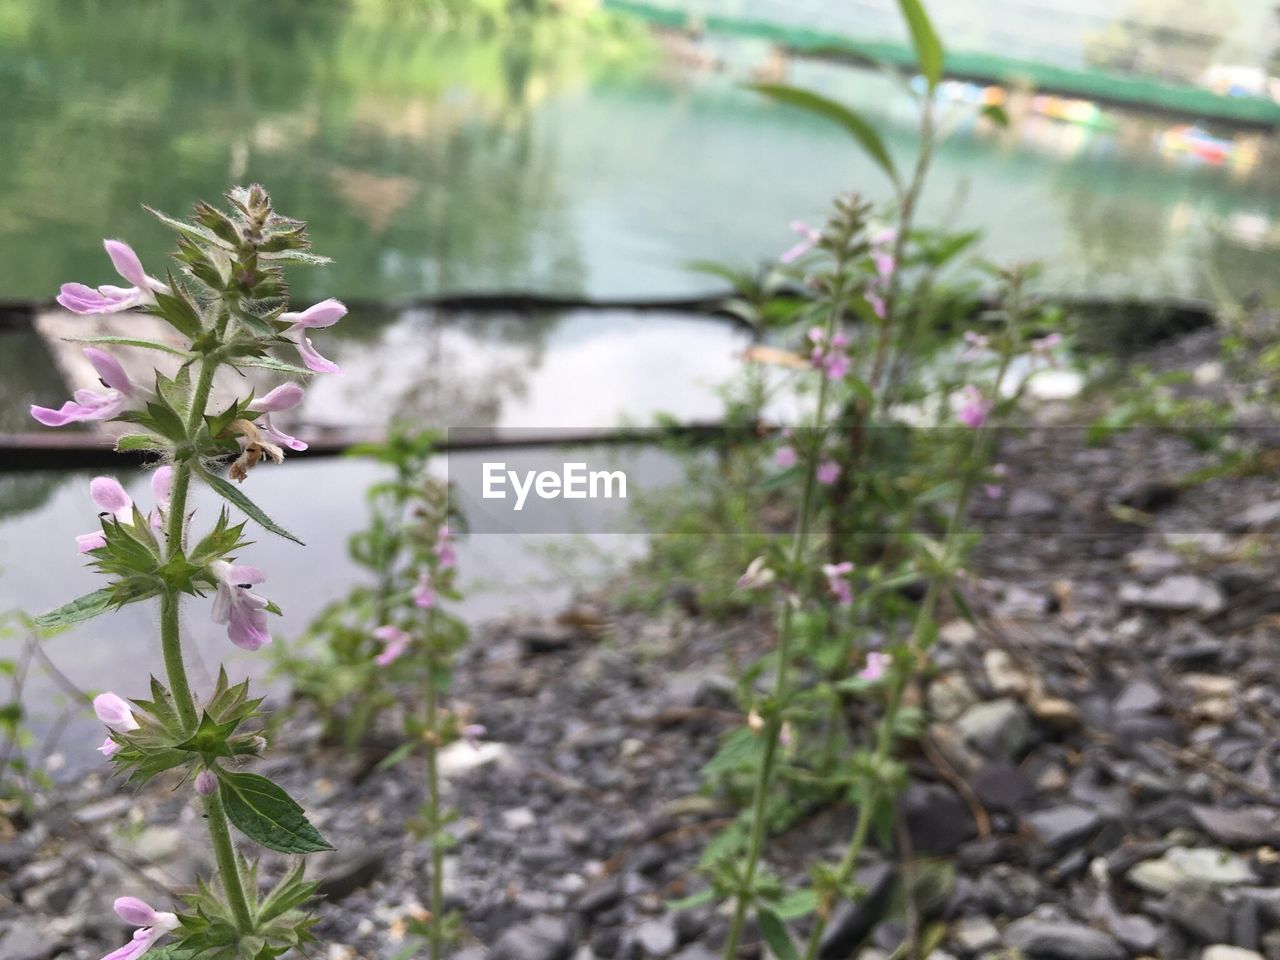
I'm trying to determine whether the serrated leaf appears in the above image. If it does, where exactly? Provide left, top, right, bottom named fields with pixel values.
left=898, top=0, right=944, bottom=89
left=218, top=771, right=333, bottom=854
left=750, top=84, right=897, bottom=187
left=34, top=587, right=117, bottom=633
left=757, top=908, right=799, bottom=960
left=200, top=469, right=303, bottom=545
left=151, top=276, right=205, bottom=338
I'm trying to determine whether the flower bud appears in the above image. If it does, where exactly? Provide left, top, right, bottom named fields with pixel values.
left=194, top=769, right=217, bottom=796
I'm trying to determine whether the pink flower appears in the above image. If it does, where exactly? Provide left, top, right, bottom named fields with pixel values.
left=858, top=651, right=891, bottom=681
left=94, top=692, right=138, bottom=759
left=76, top=476, right=134, bottom=553
left=824, top=351, right=850, bottom=381
left=956, top=385, right=992, bottom=429
left=461, top=723, right=486, bottom=750
left=31, top=348, right=138, bottom=427
left=148, top=466, right=174, bottom=529
left=737, top=556, right=775, bottom=590
left=94, top=692, right=139, bottom=731
left=822, top=561, right=855, bottom=606
left=780, top=221, right=822, bottom=264
left=99, top=896, right=179, bottom=960
left=816, top=460, right=841, bottom=485
left=775, top=445, right=797, bottom=469
left=248, top=382, right=307, bottom=451
left=413, top=570, right=436, bottom=608
left=984, top=462, right=1007, bottom=500
left=866, top=291, right=886, bottom=320
left=373, top=625, right=412, bottom=666
left=280, top=299, right=346, bottom=374
left=435, top=525, right=456, bottom=570
left=57, top=240, right=170, bottom=315
left=210, top=560, right=271, bottom=650
left=961, top=330, right=990, bottom=361
left=194, top=770, right=217, bottom=796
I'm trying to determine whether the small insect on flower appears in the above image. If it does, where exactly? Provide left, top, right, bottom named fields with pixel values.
left=228, top=419, right=285, bottom=482
left=99, top=896, right=180, bottom=960
left=57, top=239, right=171, bottom=315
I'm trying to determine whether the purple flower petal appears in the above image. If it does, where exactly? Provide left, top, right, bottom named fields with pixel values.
left=114, top=897, right=161, bottom=927
left=249, top=382, right=305, bottom=413
left=294, top=335, right=340, bottom=374
left=93, top=692, right=139, bottom=731
left=89, top=476, right=132, bottom=517
left=77, top=531, right=107, bottom=554
left=104, top=240, right=149, bottom=289
left=281, top=298, right=347, bottom=329
left=84, top=348, right=133, bottom=395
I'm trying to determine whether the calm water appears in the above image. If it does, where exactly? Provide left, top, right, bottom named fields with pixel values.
left=4, top=0, right=1280, bottom=763
left=3, top=0, right=1279, bottom=303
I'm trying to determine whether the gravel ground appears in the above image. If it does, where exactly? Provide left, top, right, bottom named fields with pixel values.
left=4, top=328, right=1280, bottom=960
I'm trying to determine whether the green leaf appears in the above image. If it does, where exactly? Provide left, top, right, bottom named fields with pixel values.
left=750, top=84, right=897, bottom=186
left=34, top=587, right=117, bottom=633
left=757, top=908, right=799, bottom=960
left=375, top=740, right=416, bottom=772
left=770, top=888, right=819, bottom=920
left=68, top=336, right=189, bottom=358
left=144, top=205, right=233, bottom=249
left=150, top=275, right=205, bottom=339
left=666, top=888, right=716, bottom=911
left=897, top=0, right=944, bottom=89
left=116, top=434, right=169, bottom=452
left=200, top=469, right=303, bottom=545
left=218, top=771, right=333, bottom=854
left=980, top=103, right=1009, bottom=128
left=228, top=354, right=315, bottom=377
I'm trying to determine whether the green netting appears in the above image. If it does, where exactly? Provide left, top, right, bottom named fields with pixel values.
left=605, top=0, right=1280, bottom=129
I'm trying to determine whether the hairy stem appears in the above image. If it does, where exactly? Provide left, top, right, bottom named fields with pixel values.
left=722, top=268, right=849, bottom=960
left=158, top=352, right=254, bottom=932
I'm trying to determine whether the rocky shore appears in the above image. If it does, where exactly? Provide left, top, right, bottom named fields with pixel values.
left=4, top=328, right=1280, bottom=960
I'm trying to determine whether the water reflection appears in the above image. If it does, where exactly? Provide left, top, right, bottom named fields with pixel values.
left=3, top=0, right=1279, bottom=305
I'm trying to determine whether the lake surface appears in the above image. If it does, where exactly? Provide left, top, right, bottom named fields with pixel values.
left=3, top=0, right=1280, bottom=767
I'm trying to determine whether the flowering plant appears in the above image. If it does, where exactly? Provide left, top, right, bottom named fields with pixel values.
left=32, top=185, right=342, bottom=960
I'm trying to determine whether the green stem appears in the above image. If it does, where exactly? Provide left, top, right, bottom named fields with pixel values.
left=204, top=786, right=255, bottom=931
left=722, top=270, right=849, bottom=960
left=803, top=297, right=1022, bottom=960
left=424, top=607, right=444, bottom=960
left=158, top=350, right=255, bottom=933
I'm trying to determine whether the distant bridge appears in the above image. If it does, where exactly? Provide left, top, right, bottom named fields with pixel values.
left=606, top=0, right=1280, bottom=131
